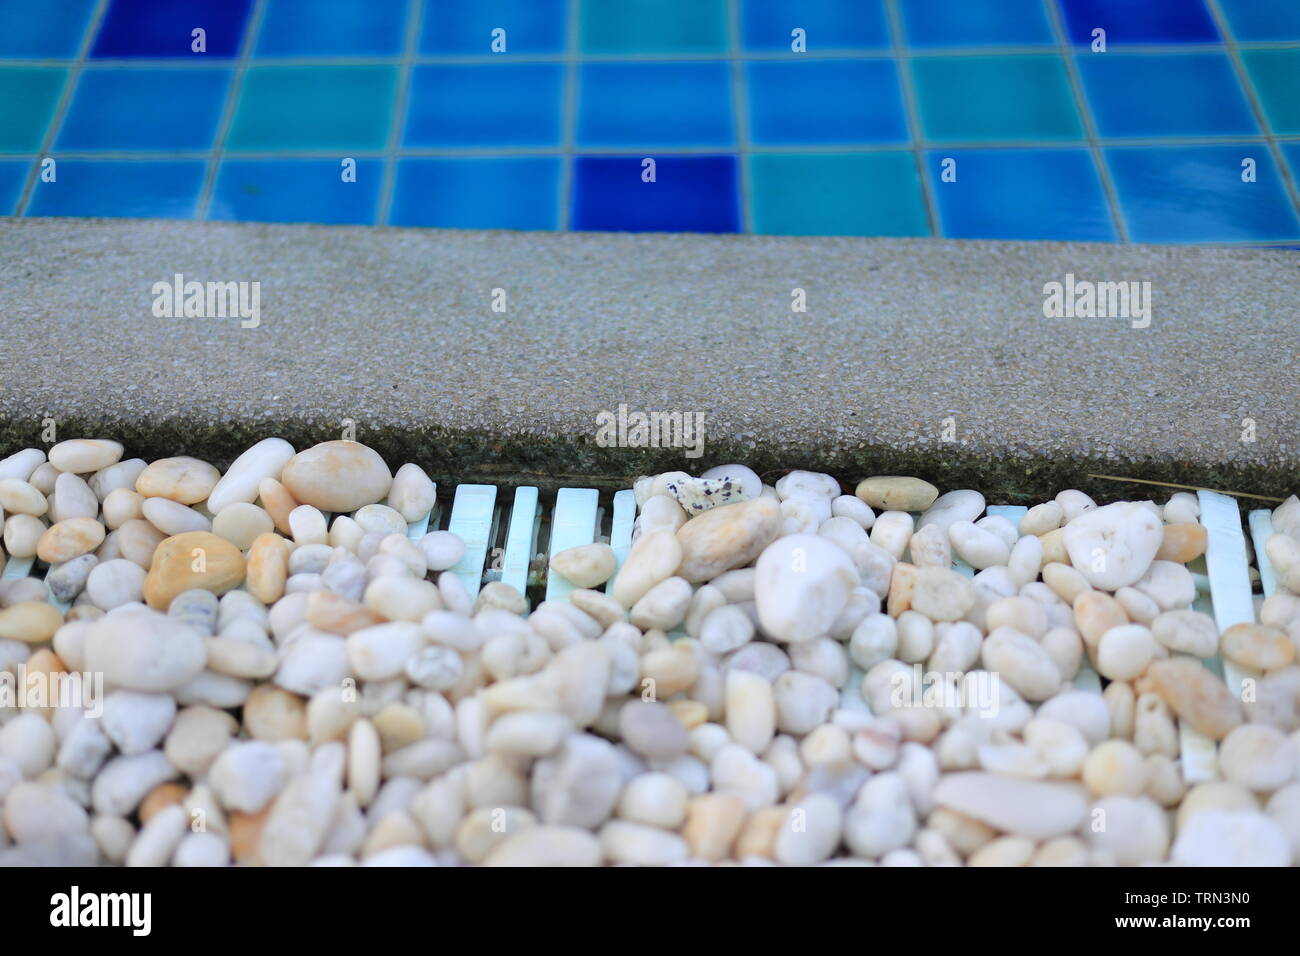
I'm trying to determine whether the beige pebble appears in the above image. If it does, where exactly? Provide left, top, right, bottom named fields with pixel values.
left=243, top=685, right=307, bottom=741
left=135, top=457, right=220, bottom=505
left=483, top=826, right=602, bottom=866
left=257, top=477, right=298, bottom=535
left=141, top=496, right=210, bottom=535
left=1156, top=523, right=1207, bottom=563
left=212, top=503, right=274, bottom=550
left=1144, top=658, right=1243, bottom=740
left=676, top=498, right=781, bottom=583
left=639, top=645, right=697, bottom=699
left=1221, top=622, right=1294, bottom=671
left=909, top=567, right=975, bottom=622
left=968, top=835, right=1035, bottom=867
left=549, top=543, right=617, bottom=589
left=0, top=479, right=47, bottom=517
left=1219, top=724, right=1296, bottom=791
left=48, top=439, right=123, bottom=474
left=854, top=476, right=938, bottom=513
left=245, top=533, right=288, bottom=605
left=36, top=517, right=105, bottom=563
left=1019, top=502, right=1063, bottom=536
left=1042, top=563, right=1089, bottom=604
left=143, top=531, right=246, bottom=611
left=116, top=519, right=167, bottom=569
left=280, top=441, right=393, bottom=513
left=1082, top=740, right=1149, bottom=796
left=4, top=513, right=45, bottom=558
left=609, top=529, right=681, bottom=610
left=102, top=488, right=144, bottom=529
left=1073, top=590, right=1128, bottom=655
left=0, top=602, right=63, bottom=644
left=1096, top=624, right=1156, bottom=682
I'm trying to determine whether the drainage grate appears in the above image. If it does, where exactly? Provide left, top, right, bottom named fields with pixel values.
left=2, top=479, right=1281, bottom=786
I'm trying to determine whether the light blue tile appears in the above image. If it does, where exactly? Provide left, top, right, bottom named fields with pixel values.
left=210, top=159, right=383, bottom=224
left=390, top=157, right=560, bottom=230
left=746, top=60, right=907, bottom=145
left=741, top=0, right=889, bottom=51
left=0, top=0, right=97, bottom=57
left=577, top=62, right=733, bottom=148
left=403, top=64, right=564, bottom=148
left=26, top=160, right=206, bottom=218
left=1106, top=146, right=1300, bottom=243
left=1079, top=54, right=1257, bottom=138
left=58, top=67, right=232, bottom=150
left=927, top=149, right=1117, bottom=241
left=749, top=152, right=928, bottom=236
left=257, top=0, right=409, bottom=56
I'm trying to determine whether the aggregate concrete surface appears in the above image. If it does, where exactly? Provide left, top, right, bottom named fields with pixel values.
left=2, top=217, right=1298, bottom=501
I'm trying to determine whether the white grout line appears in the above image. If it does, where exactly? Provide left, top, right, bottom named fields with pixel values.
left=882, top=0, right=938, bottom=237
left=376, top=0, right=425, bottom=226
left=9, top=40, right=1299, bottom=70
left=196, top=0, right=268, bottom=220
left=725, top=0, right=753, bottom=233
left=1042, top=0, right=1130, bottom=241
left=556, top=0, right=580, bottom=230
left=13, top=0, right=109, bottom=216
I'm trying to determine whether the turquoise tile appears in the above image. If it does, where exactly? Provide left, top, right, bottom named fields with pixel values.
left=748, top=152, right=928, bottom=236
left=1242, top=50, right=1300, bottom=135
left=0, top=68, right=67, bottom=152
left=226, top=66, right=397, bottom=151
left=580, top=0, right=729, bottom=54
left=911, top=55, right=1083, bottom=142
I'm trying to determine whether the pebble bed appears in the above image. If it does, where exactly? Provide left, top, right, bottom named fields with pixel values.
left=1, top=439, right=1299, bottom=867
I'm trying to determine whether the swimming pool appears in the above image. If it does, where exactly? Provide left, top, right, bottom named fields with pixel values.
left=3, top=0, right=1299, bottom=242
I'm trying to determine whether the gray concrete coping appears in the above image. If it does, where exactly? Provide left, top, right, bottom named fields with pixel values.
left=2, top=217, right=1297, bottom=501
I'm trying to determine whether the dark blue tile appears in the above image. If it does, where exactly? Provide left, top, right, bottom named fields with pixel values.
left=420, top=0, right=566, bottom=54
left=57, top=67, right=232, bottom=150
left=25, top=160, right=205, bottom=217
left=741, top=0, right=889, bottom=51
left=1079, top=54, right=1257, bottom=138
left=403, top=64, right=564, bottom=148
left=0, top=0, right=97, bottom=57
left=571, top=155, right=739, bottom=232
left=257, top=0, right=408, bottom=56
left=577, top=63, right=733, bottom=148
left=926, top=149, right=1117, bottom=241
left=390, top=157, right=560, bottom=230
left=92, top=0, right=253, bottom=58
left=899, top=0, right=1054, bottom=47
left=746, top=59, right=907, bottom=145
left=1106, top=146, right=1300, bottom=242
left=0, top=161, right=32, bottom=214
left=1057, top=0, right=1218, bottom=45
left=210, top=159, right=382, bottom=224
left=1219, top=0, right=1300, bottom=41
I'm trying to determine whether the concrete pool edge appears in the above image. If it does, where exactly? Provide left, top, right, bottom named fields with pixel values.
left=3, top=217, right=1298, bottom=501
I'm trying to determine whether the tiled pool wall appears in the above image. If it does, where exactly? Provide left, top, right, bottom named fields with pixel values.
left=2, top=0, right=1300, bottom=243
